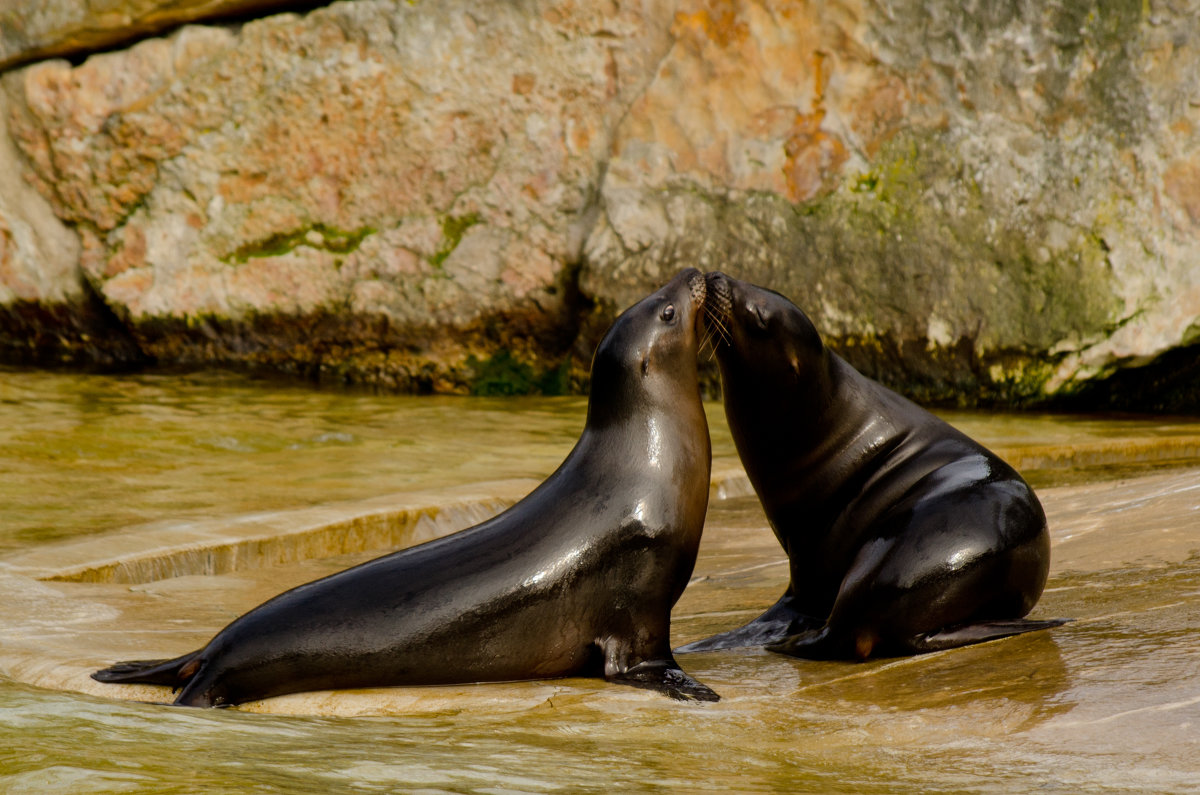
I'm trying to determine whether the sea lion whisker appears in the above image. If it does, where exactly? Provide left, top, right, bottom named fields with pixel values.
left=704, top=321, right=725, bottom=358
left=703, top=306, right=731, bottom=345
left=698, top=328, right=716, bottom=360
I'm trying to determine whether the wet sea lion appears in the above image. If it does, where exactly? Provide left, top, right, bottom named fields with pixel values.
left=94, top=268, right=718, bottom=706
left=678, top=272, right=1063, bottom=660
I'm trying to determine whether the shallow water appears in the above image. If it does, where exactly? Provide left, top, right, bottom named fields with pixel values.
left=0, top=368, right=602, bottom=553
left=3, top=367, right=1197, bottom=552
left=1, top=368, right=1199, bottom=792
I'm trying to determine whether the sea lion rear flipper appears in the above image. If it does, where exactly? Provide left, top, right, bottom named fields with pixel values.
left=906, top=618, right=1071, bottom=652
left=607, top=658, right=720, bottom=702
left=92, top=650, right=203, bottom=687
left=674, top=594, right=817, bottom=653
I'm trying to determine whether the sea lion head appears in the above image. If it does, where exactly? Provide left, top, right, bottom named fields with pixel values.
left=587, top=268, right=708, bottom=424
left=702, top=271, right=826, bottom=389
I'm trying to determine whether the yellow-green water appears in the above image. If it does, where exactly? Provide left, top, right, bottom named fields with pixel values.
left=0, top=369, right=603, bottom=554
left=4, top=367, right=1197, bottom=554
left=1, top=367, right=1199, bottom=792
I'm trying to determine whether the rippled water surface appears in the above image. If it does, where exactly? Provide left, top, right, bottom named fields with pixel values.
left=1, top=368, right=1198, bottom=792
left=0, top=368, right=607, bottom=553
left=4, top=367, right=1197, bottom=553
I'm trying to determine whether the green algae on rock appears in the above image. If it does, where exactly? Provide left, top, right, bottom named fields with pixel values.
left=430, top=213, right=482, bottom=269
left=223, top=225, right=377, bottom=265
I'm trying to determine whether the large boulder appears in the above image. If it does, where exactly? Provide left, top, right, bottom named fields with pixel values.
left=0, top=89, right=144, bottom=366
left=2, top=1, right=673, bottom=389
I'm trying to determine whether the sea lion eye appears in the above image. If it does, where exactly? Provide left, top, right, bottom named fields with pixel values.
left=661, top=304, right=676, bottom=322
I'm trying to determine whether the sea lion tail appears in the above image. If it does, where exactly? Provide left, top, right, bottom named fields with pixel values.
left=92, top=650, right=202, bottom=687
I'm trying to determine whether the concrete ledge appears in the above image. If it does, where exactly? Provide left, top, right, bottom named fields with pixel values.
left=995, top=437, right=1200, bottom=472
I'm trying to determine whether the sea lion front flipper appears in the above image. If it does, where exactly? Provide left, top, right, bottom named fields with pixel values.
left=607, top=658, right=720, bottom=702
left=905, top=618, right=1071, bottom=652
left=674, top=593, right=818, bottom=653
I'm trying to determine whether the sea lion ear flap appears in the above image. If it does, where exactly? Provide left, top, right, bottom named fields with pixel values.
left=752, top=302, right=769, bottom=331
left=785, top=301, right=825, bottom=358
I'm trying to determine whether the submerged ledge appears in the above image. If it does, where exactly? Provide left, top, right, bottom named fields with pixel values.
left=0, top=463, right=754, bottom=586
left=3, top=480, right=539, bottom=585
left=4, top=435, right=1198, bottom=587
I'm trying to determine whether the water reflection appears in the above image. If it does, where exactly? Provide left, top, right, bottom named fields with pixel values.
left=804, top=632, right=1073, bottom=723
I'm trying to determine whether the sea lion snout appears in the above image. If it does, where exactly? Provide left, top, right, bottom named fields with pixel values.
left=686, top=268, right=707, bottom=308
left=702, top=271, right=733, bottom=343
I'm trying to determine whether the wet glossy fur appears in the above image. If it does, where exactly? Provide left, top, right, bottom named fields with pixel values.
left=677, top=272, right=1063, bottom=660
left=95, top=269, right=717, bottom=706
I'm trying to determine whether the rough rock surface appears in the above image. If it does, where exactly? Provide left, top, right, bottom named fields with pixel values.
left=584, top=0, right=1200, bottom=405
left=0, top=89, right=144, bottom=366
left=2, top=1, right=674, bottom=390
left=2, top=0, right=1199, bottom=405
left=0, top=91, right=79, bottom=308
left=0, top=0, right=305, bottom=72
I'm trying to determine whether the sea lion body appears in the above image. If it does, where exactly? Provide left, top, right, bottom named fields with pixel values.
left=95, top=269, right=717, bottom=705
left=679, top=272, right=1062, bottom=660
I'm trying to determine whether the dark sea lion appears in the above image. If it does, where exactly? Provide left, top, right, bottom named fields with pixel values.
left=94, top=269, right=718, bottom=706
left=677, top=272, right=1063, bottom=660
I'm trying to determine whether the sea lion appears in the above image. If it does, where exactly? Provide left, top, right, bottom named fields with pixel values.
left=677, top=272, right=1063, bottom=660
left=94, top=268, right=718, bottom=706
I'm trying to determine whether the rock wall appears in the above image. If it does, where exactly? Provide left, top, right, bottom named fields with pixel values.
left=2, top=0, right=1199, bottom=406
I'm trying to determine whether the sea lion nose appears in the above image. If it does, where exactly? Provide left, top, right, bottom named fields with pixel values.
left=687, top=269, right=707, bottom=305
